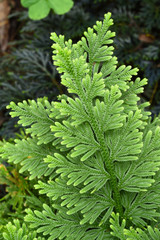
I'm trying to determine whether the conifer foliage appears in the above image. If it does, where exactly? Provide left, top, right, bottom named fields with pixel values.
left=1, top=13, right=160, bottom=239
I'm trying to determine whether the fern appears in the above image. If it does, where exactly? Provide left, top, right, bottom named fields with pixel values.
left=6, top=98, right=56, bottom=145
left=2, top=219, right=44, bottom=240
left=1, top=12, right=160, bottom=239
left=110, top=212, right=160, bottom=240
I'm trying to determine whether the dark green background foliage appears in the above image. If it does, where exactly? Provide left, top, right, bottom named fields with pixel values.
left=0, top=0, right=160, bottom=139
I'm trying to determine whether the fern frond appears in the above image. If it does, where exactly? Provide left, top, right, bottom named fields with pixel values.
left=125, top=226, right=160, bottom=240
left=121, top=78, right=149, bottom=114
left=3, top=219, right=44, bottom=240
left=94, top=85, right=125, bottom=131
left=51, top=34, right=88, bottom=96
left=66, top=185, right=114, bottom=225
left=122, top=191, right=160, bottom=226
left=54, top=96, right=89, bottom=126
left=1, top=138, right=55, bottom=180
left=51, top=14, right=115, bottom=100
left=25, top=204, right=114, bottom=240
left=51, top=121, right=100, bottom=161
left=106, top=110, right=143, bottom=163
left=7, top=99, right=55, bottom=145
left=124, top=225, right=160, bottom=240
left=2, top=12, right=160, bottom=239
left=110, top=212, right=126, bottom=240
left=35, top=176, right=114, bottom=226
left=113, top=126, right=160, bottom=192
left=104, top=65, right=138, bottom=91
left=80, top=12, right=115, bottom=72
left=44, top=153, right=110, bottom=193
left=110, top=212, right=160, bottom=240
left=116, top=126, right=160, bottom=192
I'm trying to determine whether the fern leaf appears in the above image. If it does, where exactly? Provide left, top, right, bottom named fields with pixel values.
left=51, top=121, right=100, bottom=161
left=3, top=219, right=44, bottom=240
left=7, top=99, right=55, bottom=145
left=110, top=212, right=126, bottom=240
left=35, top=175, right=114, bottom=226
left=110, top=212, right=160, bottom=240
left=3, top=12, right=160, bottom=239
left=124, top=226, right=160, bottom=240
left=1, top=138, right=55, bottom=180
left=25, top=204, right=113, bottom=240
left=94, top=85, right=125, bottom=131
left=117, top=126, right=160, bottom=192
left=104, top=65, right=138, bottom=91
left=81, top=12, right=115, bottom=72
left=44, top=153, right=110, bottom=193
left=54, top=97, right=89, bottom=126
left=121, top=190, right=160, bottom=226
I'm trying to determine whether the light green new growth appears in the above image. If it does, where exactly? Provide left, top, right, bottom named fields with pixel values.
left=3, top=219, right=44, bottom=240
left=1, top=12, right=160, bottom=239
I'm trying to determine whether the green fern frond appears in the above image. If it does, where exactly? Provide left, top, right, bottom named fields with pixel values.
left=44, top=153, right=110, bottom=193
left=80, top=12, right=115, bottom=72
left=104, top=65, right=138, bottom=91
left=54, top=97, right=90, bottom=126
left=25, top=204, right=114, bottom=240
left=124, top=226, right=160, bottom=240
left=51, top=121, right=100, bottom=161
left=3, top=219, right=44, bottom=240
left=113, top=126, right=160, bottom=194
left=1, top=138, right=55, bottom=180
left=35, top=177, right=114, bottom=226
left=110, top=212, right=126, bottom=240
left=121, top=78, right=149, bottom=114
left=110, top=212, right=160, bottom=240
left=7, top=99, right=55, bottom=145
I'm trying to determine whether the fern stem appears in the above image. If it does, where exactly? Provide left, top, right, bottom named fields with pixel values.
left=85, top=100, right=123, bottom=216
left=99, top=138, right=123, bottom=216
left=69, top=52, right=123, bottom=215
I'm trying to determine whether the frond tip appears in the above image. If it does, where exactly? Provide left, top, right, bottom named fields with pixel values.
left=3, top=219, right=44, bottom=240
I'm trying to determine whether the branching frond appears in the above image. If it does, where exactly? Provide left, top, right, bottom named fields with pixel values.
left=110, top=212, right=160, bottom=240
left=124, top=226, right=160, bottom=240
left=1, top=138, right=55, bottom=180
left=35, top=177, right=115, bottom=226
left=80, top=12, right=115, bottom=72
left=110, top=212, right=126, bottom=240
left=104, top=65, right=138, bottom=91
left=3, top=219, right=44, bottom=240
left=44, top=153, right=110, bottom=193
left=51, top=122, right=100, bottom=161
left=121, top=78, right=149, bottom=114
left=25, top=204, right=114, bottom=240
left=7, top=99, right=55, bottom=145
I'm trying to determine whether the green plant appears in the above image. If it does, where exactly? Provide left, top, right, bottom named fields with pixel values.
left=0, top=163, right=30, bottom=210
left=21, top=0, right=74, bottom=20
left=1, top=12, right=160, bottom=239
left=0, top=136, right=50, bottom=239
left=0, top=160, right=45, bottom=236
left=3, top=219, right=44, bottom=240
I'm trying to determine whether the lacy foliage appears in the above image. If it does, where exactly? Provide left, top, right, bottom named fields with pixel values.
left=1, top=13, right=160, bottom=240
